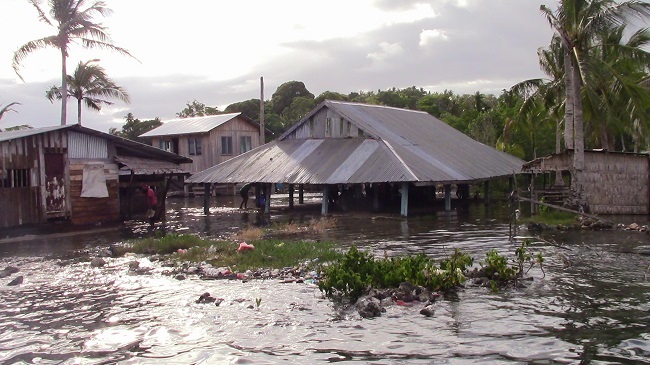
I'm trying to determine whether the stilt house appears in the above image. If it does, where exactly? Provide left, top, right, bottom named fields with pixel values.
left=0, top=125, right=191, bottom=228
left=187, top=101, right=525, bottom=216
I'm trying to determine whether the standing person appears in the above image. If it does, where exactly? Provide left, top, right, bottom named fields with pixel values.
left=239, top=182, right=253, bottom=209
left=143, top=184, right=157, bottom=222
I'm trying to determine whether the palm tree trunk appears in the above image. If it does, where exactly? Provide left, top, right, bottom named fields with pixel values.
left=554, top=117, right=564, bottom=186
left=571, top=58, right=586, bottom=211
left=77, top=98, right=82, bottom=125
left=563, top=49, right=574, bottom=150
left=60, top=47, right=67, bottom=125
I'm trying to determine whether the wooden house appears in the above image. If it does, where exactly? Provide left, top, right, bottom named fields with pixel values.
left=187, top=100, right=526, bottom=216
left=523, top=150, right=650, bottom=215
left=0, top=125, right=191, bottom=228
left=139, top=113, right=261, bottom=174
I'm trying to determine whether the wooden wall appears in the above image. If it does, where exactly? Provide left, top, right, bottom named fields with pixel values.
left=69, top=162, right=120, bottom=225
left=285, top=108, right=364, bottom=139
left=583, top=152, right=649, bottom=214
left=149, top=116, right=261, bottom=173
left=0, top=131, right=67, bottom=228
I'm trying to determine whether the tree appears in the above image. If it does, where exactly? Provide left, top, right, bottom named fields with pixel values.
left=109, top=113, right=161, bottom=143
left=314, top=91, right=348, bottom=104
left=0, top=102, right=20, bottom=123
left=271, top=81, right=314, bottom=115
left=45, top=59, right=129, bottom=125
left=13, top=0, right=135, bottom=125
left=224, top=99, right=261, bottom=121
left=176, top=100, right=220, bottom=118
left=540, top=0, right=650, bottom=209
left=281, top=97, right=316, bottom=127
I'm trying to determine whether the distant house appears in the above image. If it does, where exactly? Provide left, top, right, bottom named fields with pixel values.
left=187, top=100, right=525, bottom=216
left=139, top=113, right=261, bottom=174
left=0, top=125, right=191, bottom=228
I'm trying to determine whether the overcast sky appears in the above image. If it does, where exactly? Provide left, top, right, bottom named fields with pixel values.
left=0, top=0, right=556, bottom=133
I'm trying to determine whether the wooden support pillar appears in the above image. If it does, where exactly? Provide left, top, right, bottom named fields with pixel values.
left=255, top=184, right=261, bottom=208
left=264, top=183, right=271, bottom=214
left=321, top=185, right=329, bottom=215
left=299, top=184, right=304, bottom=204
left=444, top=184, right=451, bottom=211
left=203, top=183, right=211, bottom=215
left=400, top=182, right=409, bottom=217
left=373, top=183, right=380, bottom=211
left=529, top=174, right=536, bottom=215
left=484, top=180, right=490, bottom=205
left=288, top=184, right=294, bottom=209
left=508, top=177, right=514, bottom=194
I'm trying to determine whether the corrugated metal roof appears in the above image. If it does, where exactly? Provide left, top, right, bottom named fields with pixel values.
left=0, top=124, right=192, bottom=165
left=139, top=113, right=244, bottom=137
left=0, top=125, right=69, bottom=142
left=187, top=101, right=525, bottom=185
left=115, top=155, right=190, bottom=175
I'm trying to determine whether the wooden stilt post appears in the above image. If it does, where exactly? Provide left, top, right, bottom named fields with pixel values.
left=484, top=180, right=490, bottom=205
left=299, top=184, right=304, bottom=204
left=444, top=184, right=451, bottom=211
left=264, top=183, right=271, bottom=214
left=322, top=185, right=329, bottom=215
left=400, top=182, right=409, bottom=217
left=373, top=183, right=379, bottom=211
left=289, top=184, right=294, bottom=209
left=203, top=183, right=211, bottom=215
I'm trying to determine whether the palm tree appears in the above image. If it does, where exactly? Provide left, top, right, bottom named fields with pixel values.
left=46, top=59, right=129, bottom=125
left=540, top=0, right=650, bottom=209
left=12, top=0, right=135, bottom=125
left=0, top=102, right=21, bottom=123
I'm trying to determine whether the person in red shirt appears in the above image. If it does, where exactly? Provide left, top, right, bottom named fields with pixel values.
left=143, top=184, right=157, bottom=223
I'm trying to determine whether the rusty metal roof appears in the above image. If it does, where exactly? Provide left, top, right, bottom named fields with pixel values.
left=0, top=124, right=192, bottom=165
left=115, top=155, right=190, bottom=175
left=187, top=101, right=525, bottom=185
left=139, top=113, right=253, bottom=137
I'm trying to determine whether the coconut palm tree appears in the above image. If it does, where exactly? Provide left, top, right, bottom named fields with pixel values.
left=0, top=102, right=20, bottom=123
left=12, top=0, right=135, bottom=125
left=46, top=59, right=129, bottom=125
left=540, top=0, right=650, bottom=209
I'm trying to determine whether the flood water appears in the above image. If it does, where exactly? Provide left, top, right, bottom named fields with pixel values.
left=1, top=194, right=649, bottom=364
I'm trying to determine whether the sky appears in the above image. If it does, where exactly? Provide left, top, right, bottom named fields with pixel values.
left=0, top=0, right=556, bottom=133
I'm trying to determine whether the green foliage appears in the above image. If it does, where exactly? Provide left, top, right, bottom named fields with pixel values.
left=480, top=239, right=544, bottom=291
left=271, top=81, right=314, bottom=115
left=318, top=245, right=474, bottom=301
left=109, top=113, right=162, bottom=143
left=177, top=100, right=220, bottom=118
left=315, top=91, right=348, bottom=104
left=224, top=99, right=261, bottom=121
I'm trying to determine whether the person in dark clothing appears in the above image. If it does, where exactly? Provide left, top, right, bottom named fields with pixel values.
left=239, top=183, right=254, bottom=209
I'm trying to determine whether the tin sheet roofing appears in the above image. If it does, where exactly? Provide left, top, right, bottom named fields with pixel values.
left=139, top=113, right=244, bottom=137
left=115, top=155, right=190, bottom=175
left=0, top=124, right=192, bottom=165
left=187, top=101, right=525, bottom=185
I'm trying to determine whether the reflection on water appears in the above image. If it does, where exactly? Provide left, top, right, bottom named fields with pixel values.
left=0, top=195, right=649, bottom=364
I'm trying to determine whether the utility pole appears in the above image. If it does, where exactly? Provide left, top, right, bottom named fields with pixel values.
left=260, top=76, right=265, bottom=144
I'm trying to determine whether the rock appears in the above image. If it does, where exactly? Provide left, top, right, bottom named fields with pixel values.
left=628, top=223, right=640, bottom=231
left=214, top=298, right=224, bottom=306
left=355, top=296, right=384, bottom=318
left=196, top=292, right=217, bottom=304
left=420, top=305, right=435, bottom=317
left=128, top=261, right=140, bottom=271
left=0, top=266, right=19, bottom=278
left=174, top=274, right=186, bottom=280
left=90, top=258, right=106, bottom=268
left=7, top=275, right=23, bottom=286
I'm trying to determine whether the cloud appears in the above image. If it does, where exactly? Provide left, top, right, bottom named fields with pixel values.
left=367, top=42, right=405, bottom=62
left=419, top=29, right=449, bottom=46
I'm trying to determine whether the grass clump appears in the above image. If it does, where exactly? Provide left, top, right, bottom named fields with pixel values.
left=117, top=233, right=342, bottom=272
left=521, top=209, right=577, bottom=226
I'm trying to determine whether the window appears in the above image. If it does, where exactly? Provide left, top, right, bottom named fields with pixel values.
left=0, top=169, right=31, bottom=188
left=188, top=137, right=202, bottom=155
left=159, top=140, right=172, bottom=152
left=240, top=136, right=252, bottom=154
left=326, top=117, right=332, bottom=137
left=221, top=136, right=233, bottom=155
